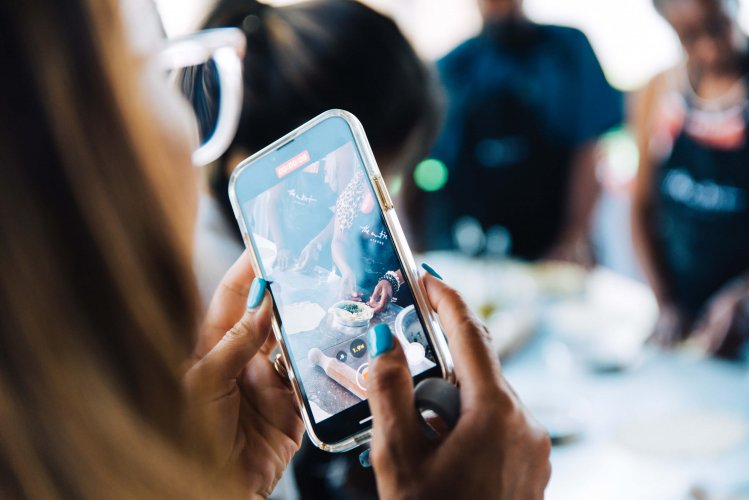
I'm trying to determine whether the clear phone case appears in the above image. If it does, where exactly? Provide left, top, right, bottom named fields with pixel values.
left=228, top=109, right=454, bottom=453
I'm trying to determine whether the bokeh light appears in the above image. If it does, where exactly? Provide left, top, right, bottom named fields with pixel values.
left=413, top=158, right=448, bottom=192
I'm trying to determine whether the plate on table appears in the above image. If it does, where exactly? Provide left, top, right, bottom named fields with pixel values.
left=279, top=302, right=326, bottom=335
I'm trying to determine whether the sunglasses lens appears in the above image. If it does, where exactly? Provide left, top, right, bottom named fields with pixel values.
left=177, top=60, right=222, bottom=150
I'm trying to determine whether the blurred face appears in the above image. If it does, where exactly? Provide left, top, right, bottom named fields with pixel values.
left=478, top=0, right=523, bottom=22
left=660, top=0, right=738, bottom=71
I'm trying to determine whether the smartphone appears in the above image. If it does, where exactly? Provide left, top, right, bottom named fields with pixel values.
left=229, top=110, right=453, bottom=452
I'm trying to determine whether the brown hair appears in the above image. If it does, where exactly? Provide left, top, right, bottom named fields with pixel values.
left=202, top=0, right=441, bottom=172
left=0, top=1, right=226, bottom=497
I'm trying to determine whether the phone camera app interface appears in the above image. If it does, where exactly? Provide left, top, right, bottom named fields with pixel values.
left=243, top=128, right=436, bottom=423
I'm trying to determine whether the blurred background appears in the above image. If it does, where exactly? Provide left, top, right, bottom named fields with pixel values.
left=165, top=1, right=749, bottom=499
left=158, top=0, right=749, bottom=89
left=162, top=0, right=749, bottom=277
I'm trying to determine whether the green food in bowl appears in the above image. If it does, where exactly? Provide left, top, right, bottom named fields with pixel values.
left=339, top=303, right=363, bottom=314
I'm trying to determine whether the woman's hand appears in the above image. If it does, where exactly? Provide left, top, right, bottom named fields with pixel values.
left=365, top=274, right=551, bottom=499
left=185, top=251, right=304, bottom=497
left=276, top=248, right=292, bottom=271
left=649, top=302, right=688, bottom=348
left=368, top=279, right=393, bottom=313
left=294, top=240, right=321, bottom=272
left=340, top=269, right=363, bottom=301
left=688, top=278, right=749, bottom=358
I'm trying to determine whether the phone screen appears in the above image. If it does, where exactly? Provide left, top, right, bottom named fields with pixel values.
left=234, top=115, right=440, bottom=436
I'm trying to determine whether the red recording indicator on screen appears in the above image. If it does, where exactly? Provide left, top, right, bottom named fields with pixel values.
left=275, top=150, right=311, bottom=179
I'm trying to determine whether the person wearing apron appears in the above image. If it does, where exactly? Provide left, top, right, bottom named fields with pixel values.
left=332, top=167, right=408, bottom=312
left=633, top=0, right=749, bottom=358
left=266, top=158, right=337, bottom=271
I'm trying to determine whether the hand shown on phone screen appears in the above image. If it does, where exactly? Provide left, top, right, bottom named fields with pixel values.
left=368, top=279, right=393, bottom=312
left=340, top=268, right=364, bottom=301
left=295, top=240, right=321, bottom=272
left=368, top=270, right=402, bottom=312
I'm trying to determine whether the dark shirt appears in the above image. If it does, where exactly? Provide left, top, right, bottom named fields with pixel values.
left=423, top=22, right=623, bottom=257
left=276, top=165, right=336, bottom=257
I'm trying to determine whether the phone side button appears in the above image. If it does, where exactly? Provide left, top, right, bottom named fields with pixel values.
left=358, top=416, right=374, bottom=425
left=372, top=176, right=394, bottom=210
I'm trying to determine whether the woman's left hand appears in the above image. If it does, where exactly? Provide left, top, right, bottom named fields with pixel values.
left=368, top=279, right=393, bottom=313
left=294, top=240, right=321, bottom=272
left=185, top=251, right=304, bottom=497
left=340, top=269, right=363, bottom=302
left=689, top=277, right=749, bottom=358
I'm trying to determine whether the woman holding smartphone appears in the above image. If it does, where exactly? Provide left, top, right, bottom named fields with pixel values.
left=0, top=0, right=550, bottom=499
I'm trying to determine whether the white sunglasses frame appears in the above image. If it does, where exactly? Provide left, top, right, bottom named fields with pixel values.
left=158, top=28, right=246, bottom=167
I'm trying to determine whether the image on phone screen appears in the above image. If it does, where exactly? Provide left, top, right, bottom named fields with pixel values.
left=235, top=116, right=438, bottom=427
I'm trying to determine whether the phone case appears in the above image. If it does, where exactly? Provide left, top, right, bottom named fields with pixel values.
left=228, top=109, right=454, bottom=452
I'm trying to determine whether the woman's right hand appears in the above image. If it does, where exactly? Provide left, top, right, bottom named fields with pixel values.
left=294, top=240, right=321, bottom=272
left=365, top=274, right=551, bottom=499
left=649, top=302, right=687, bottom=348
left=367, top=279, right=393, bottom=313
left=276, top=248, right=292, bottom=271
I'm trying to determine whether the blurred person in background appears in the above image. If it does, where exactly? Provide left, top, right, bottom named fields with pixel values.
left=188, top=0, right=441, bottom=497
left=0, top=0, right=552, bottom=498
left=192, top=0, right=441, bottom=305
left=632, top=0, right=749, bottom=359
left=412, top=0, right=622, bottom=263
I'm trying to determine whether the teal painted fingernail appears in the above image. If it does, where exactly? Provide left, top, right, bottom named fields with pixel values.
left=246, top=278, right=267, bottom=310
left=421, top=263, right=443, bottom=280
left=359, top=448, right=371, bottom=468
left=368, top=324, right=393, bottom=358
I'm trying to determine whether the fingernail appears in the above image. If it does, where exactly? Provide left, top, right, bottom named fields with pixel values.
left=358, top=448, right=371, bottom=468
left=368, top=324, right=393, bottom=358
left=246, top=278, right=267, bottom=310
left=421, top=263, right=443, bottom=280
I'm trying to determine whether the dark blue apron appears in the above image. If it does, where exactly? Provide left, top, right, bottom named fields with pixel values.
left=654, top=85, right=749, bottom=321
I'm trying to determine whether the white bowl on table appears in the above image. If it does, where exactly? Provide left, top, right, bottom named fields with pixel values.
left=329, top=300, right=374, bottom=334
left=394, top=305, right=430, bottom=368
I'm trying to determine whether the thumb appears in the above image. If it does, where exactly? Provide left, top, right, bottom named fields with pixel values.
left=366, top=324, right=424, bottom=469
left=186, top=279, right=272, bottom=393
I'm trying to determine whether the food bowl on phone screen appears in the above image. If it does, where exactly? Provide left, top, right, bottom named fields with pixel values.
left=330, top=300, right=374, bottom=334
left=394, top=305, right=428, bottom=368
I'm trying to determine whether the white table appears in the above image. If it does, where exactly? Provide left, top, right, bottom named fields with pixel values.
left=422, top=252, right=749, bottom=500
